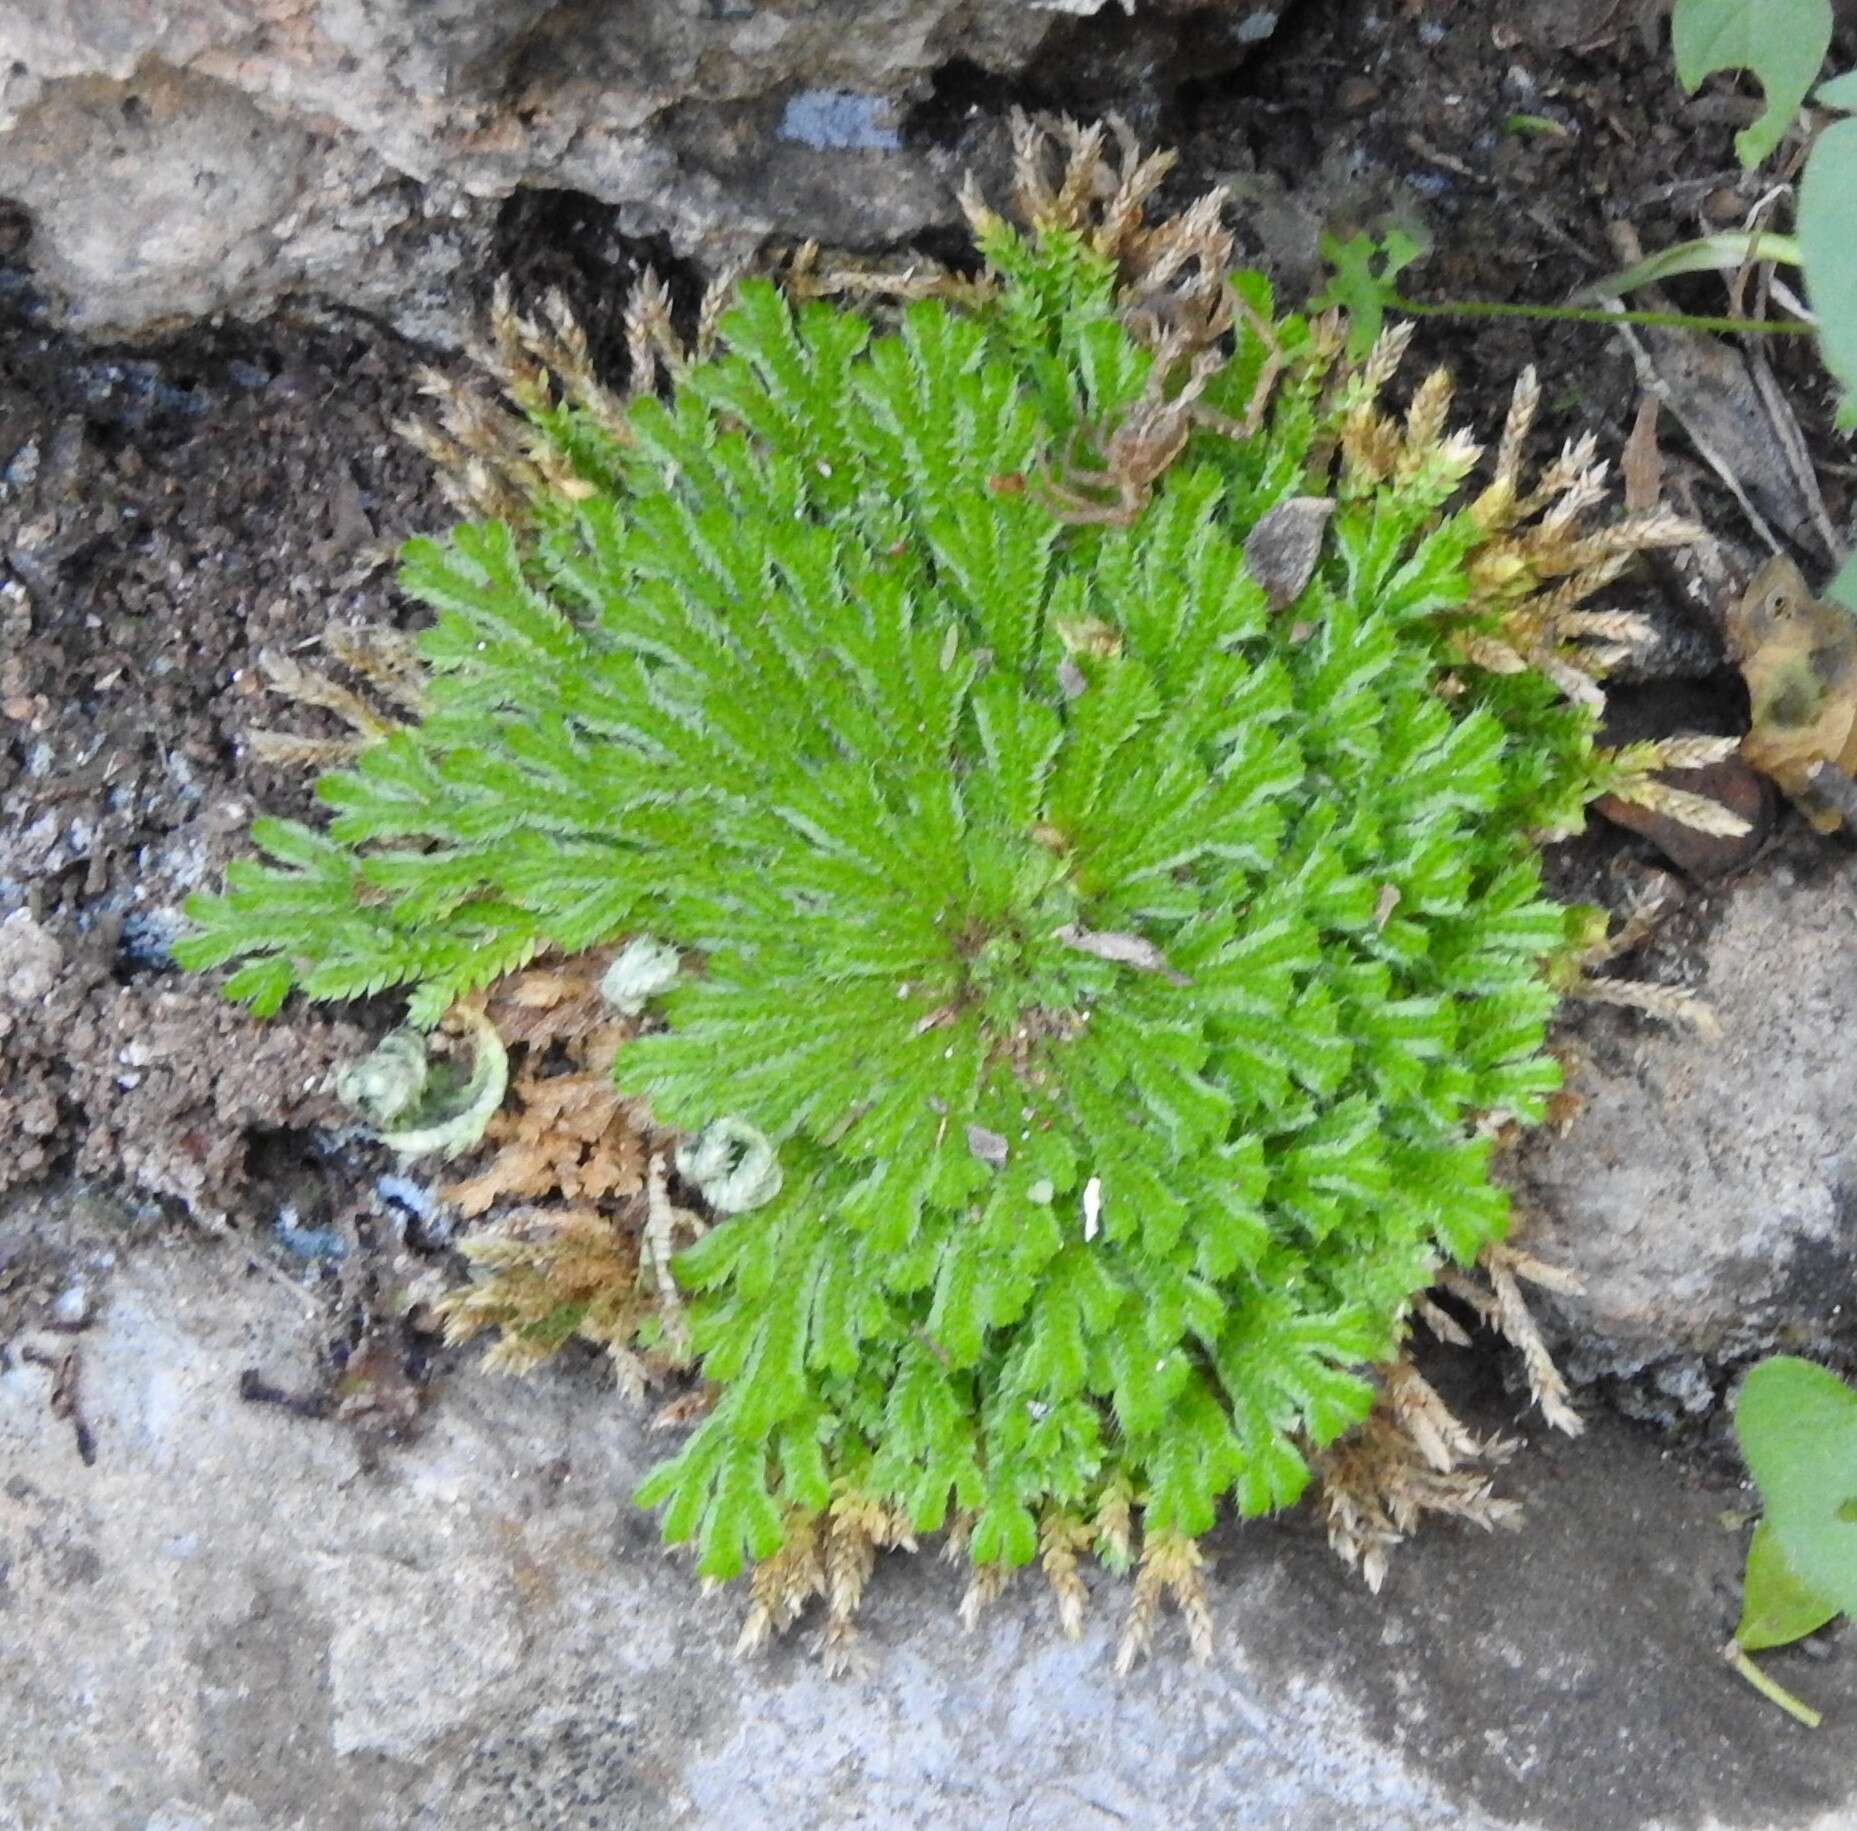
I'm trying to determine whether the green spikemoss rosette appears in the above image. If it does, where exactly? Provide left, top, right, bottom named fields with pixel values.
left=178, top=214, right=1614, bottom=1590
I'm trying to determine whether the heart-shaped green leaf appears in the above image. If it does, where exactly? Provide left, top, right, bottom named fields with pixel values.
left=1737, top=1519, right=1842, bottom=1652
left=1735, top=1356, right=1857, bottom=1618
left=1674, top=0, right=1833, bottom=166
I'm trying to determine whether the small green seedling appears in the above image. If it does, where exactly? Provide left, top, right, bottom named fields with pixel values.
left=1312, top=228, right=1426, bottom=359
left=1726, top=1355, right=1857, bottom=1726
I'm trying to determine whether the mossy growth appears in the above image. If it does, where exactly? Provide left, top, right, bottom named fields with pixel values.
left=179, top=118, right=1702, bottom=1662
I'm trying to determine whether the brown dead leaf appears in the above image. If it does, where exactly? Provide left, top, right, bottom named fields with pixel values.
left=1621, top=395, right=1664, bottom=516
left=1596, top=759, right=1774, bottom=876
left=1604, top=224, right=1833, bottom=562
left=1243, top=496, right=1337, bottom=611
left=1724, top=555, right=1857, bottom=832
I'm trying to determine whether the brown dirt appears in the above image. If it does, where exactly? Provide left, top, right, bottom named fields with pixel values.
left=0, top=302, right=443, bottom=1222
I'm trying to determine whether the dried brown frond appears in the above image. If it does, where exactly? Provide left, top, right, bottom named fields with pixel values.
left=817, top=1494, right=917, bottom=1673
left=1411, top=1291, right=1472, bottom=1347
left=1307, top=309, right=1347, bottom=367
left=1575, top=890, right=1667, bottom=967
left=1316, top=1358, right=1522, bottom=1593
left=247, top=632, right=426, bottom=769
left=1039, top=1513, right=1093, bottom=1639
left=1092, top=1477, right=1136, bottom=1569
left=1097, top=119, right=1180, bottom=261
left=1007, top=107, right=1060, bottom=227
left=1642, top=733, right=1742, bottom=772
left=778, top=241, right=991, bottom=314
left=244, top=731, right=372, bottom=770
left=1455, top=388, right=1705, bottom=708
left=1582, top=507, right=1703, bottom=554
left=649, top=1385, right=717, bottom=1432
left=1603, top=775, right=1754, bottom=838
left=1363, top=320, right=1417, bottom=399
left=1567, top=972, right=1721, bottom=1036
left=1552, top=607, right=1657, bottom=645
left=252, top=646, right=395, bottom=741
left=1522, top=432, right=1602, bottom=514
left=1050, top=117, right=1110, bottom=225
left=959, top=1559, right=1016, bottom=1632
left=1533, top=652, right=1608, bottom=712
left=1340, top=408, right=1404, bottom=491
left=480, top=274, right=552, bottom=419
left=1494, top=366, right=1541, bottom=498
left=431, top=946, right=698, bottom=1395
left=1439, top=1242, right=1586, bottom=1436
left=322, top=623, right=427, bottom=716
left=444, top=1059, right=646, bottom=1217
left=1457, top=632, right=1530, bottom=675
left=624, top=267, right=682, bottom=397
left=1115, top=1528, right=1212, bottom=1673
left=1482, top=1244, right=1585, bottom=1436
left=528, top=288, right=631, bottom=436
left=992, top=109, right=1234, bottom=357
left=482, top=947, right=629, bottom=1054
left=437, top=1207, right=659, bottom=1392
left=1114, top=1544, right=1164, bottom=1676
left=738, top=1510, right=827, bottom=1656
left=412, top=361, right=547, bottom=514
left=1398, top=426, right=1483, bottom=502
left=445, top=949, right=646, bottom=1220
left=696, top=264, right=747, bottom=360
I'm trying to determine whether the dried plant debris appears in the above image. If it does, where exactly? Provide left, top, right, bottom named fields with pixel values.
left=0, top=1230, right=102, bottom=1465
left=1723, top=554, right=1857, bottom=833
left=239, top=1322, right=426, bottom=1463
left=1317, top=1357, right=1522, bottom=1595
left=1551, top=891, right=1722, bottom=1039
left=247, top=625, right=426, bottom=770
left=1438, top=1242, right=1587, bottom=1438
left=434, top=952, right=674, bottom=1398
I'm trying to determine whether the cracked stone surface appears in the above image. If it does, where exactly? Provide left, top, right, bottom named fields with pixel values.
left=3, top=1191, right=1855, bottom=1831
left=0, top=0, right=1282, bottom=341
left=1519, top=843, right=1857, bottom=1407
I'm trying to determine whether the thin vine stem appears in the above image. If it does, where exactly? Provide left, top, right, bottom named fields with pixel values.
left=1392, top=294, right=1815, bottom=338
left=1722, top=1640, right=1825, bottom=1730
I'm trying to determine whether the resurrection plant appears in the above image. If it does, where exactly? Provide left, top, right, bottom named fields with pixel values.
left=180, top=117, right=1717, bottom=1666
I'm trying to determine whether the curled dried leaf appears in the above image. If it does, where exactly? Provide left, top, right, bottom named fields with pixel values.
left=1243, top=496, right=1337, bottom=610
